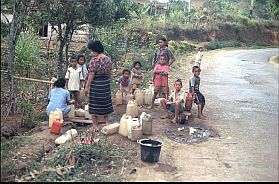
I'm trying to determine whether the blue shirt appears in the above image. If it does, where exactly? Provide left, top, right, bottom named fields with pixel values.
left=46, top=88, right=71, bottom=116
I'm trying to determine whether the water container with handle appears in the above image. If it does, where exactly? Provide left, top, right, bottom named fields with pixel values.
left=49, top=111, right=57, bottom=128
left=68, top=104, right=75, bottom=118
left=135, top=89, right=144, bottom=106
left=55, top=108, right=63, bottom=121
left=128, top=118, right=142, bottom=141
left=75, top=108, right=85, bottom=118
left=144, top=89, right=153, bottom=105
left=101, top=123, right=120, bottom=135
left=55, top=129, right=78, bottom=145
left=148, top=83, right=154, bottom=95
left=126, top=94, right=134, bottom=104
left=51, top=119, right=63, bottom=135
left=142, top=113, right=152, bottom=135
left=126, top=100, right=139, bottom=118
left=115, top=90, right=123, bottom=105
left=119, top=114, right=132, bottom=137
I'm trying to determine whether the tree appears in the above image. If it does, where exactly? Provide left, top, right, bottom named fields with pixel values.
left=29, top=0, right=134, bottom=78
left=4, top=0, right=31, bottom=115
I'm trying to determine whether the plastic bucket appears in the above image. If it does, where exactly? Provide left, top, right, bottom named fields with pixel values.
left=137, top=139, right=163, bottom=163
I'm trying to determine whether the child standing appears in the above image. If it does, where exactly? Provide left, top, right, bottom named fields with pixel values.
left=46, top=78, right=75, bottom=117
left=160, top=79, right=185, bottom=124
left=131, top=61, right=143, bottom=95
left=65, top=55, right=84, bottom=108
left=148, top=56, right=169, bottom=110
left=117, top=69, right=131, bottom=99
left=194, top=46, right=203, bottom=68
left=189, top=65, right=206, bottom=119
left=77, top=54, right=88, bottom=88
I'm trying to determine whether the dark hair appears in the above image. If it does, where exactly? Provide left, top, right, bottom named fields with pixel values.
left=77, top=54, right=85, bottom=61
left=87, top=40, right=104, bottom=53
left=158, top=37, right=168, bottom=47
left=54, top=78, right=66, bottom=88
left=133, top=61, right=142, bottom=68
left=192, top=65, right=201, bottom=72
left=122, top=68, right=131, bottom=75
left=175, top=78, right=182, bottom=87
left=70, top=55, right=78, bottom=62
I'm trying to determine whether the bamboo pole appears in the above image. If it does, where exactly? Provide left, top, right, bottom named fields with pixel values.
left=14, top=76, right=54, bottom=84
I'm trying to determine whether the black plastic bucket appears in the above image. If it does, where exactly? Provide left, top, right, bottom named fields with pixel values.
left=137, top=139, right=163, bottom=163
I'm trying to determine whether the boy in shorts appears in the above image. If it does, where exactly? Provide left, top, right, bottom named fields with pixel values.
left=189, top=65, right=206, bottom=119
left=65, top=55, right=84, bottom=108
left=160, top=79, right=185, bottom=124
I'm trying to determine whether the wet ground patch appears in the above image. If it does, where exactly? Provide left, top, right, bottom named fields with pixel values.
left=165, top=123, right=217, bottom=144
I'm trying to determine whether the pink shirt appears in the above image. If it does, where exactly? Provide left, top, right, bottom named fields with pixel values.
left=153, top=64, right=169, bottom=87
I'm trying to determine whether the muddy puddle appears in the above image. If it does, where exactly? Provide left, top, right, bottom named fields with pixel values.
left=165, top=125, right=211, bottom=144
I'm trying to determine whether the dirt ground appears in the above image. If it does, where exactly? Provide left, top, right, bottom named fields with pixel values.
left=2, top=48, right=278, bottom=182
left=128, top=48, right=278, bottom=182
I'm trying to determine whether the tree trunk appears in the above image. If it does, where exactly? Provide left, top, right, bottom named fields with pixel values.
left=7, top=0, right=28, bottom=115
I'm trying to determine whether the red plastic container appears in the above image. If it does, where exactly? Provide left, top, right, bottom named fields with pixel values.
left=51, top=119, right=63, bottom=135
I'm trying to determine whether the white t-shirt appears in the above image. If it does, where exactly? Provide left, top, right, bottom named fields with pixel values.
left=65, top=67, right=84, bottom=91
left=195, top=51, right=203, bottom=64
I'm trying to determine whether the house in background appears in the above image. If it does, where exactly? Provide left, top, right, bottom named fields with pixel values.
left=1, top=12, right=90, bottom=52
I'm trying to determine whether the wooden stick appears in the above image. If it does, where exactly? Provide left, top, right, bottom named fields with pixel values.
left=14, top=76, right=54, bottom=84
left=120, top=160, right=125, bottom=176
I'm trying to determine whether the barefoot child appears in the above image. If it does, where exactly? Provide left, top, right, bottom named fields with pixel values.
left=65, top=55, right=84, bottom=108
left=194, top=46, right=203, bottom=68
left=131, top=61, right=143, bottom=95
left=189, top=65, right=206, bottom=119
left=148, top=56, right=169, bottom=110
left=160, top=79, right=185, bottom=124
left=117, top=69, right=131, bottom=99
left=77, top=54, right=88, bottom=88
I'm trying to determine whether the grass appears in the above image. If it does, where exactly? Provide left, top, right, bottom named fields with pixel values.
left=22, top=141, right=137, bottom=182
left=1, top=136, right=34, bottom=181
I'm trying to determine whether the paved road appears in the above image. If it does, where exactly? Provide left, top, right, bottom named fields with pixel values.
left=201, top=48, right=278, bottom=181
left=132, top=48, right=278, bottom=181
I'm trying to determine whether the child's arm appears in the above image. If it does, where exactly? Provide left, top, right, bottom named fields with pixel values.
left=117, top=77, right=122, bottom=90
left=191, top=86, right=195, bottom=96
left=65, top=69, right=70, bottom=89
